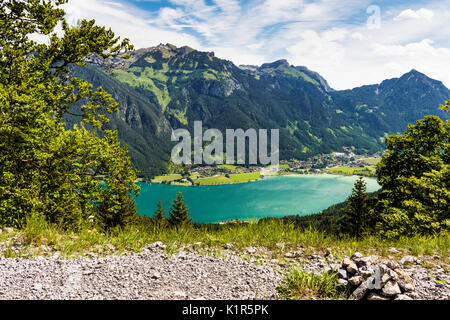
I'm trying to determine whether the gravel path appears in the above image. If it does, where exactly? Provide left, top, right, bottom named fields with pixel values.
left=0, top=245, right=282, bottom=300
left=0, top=240, right=448, bottom=300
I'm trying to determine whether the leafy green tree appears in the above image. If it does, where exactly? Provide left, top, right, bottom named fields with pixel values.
left=441, top=100, right=450, bottom=113
left=0, top=0, right=138, bottom=230
left=168, top=192, right=192, bottom=226
left=341, top=177, right=370, bottom=238
left=153, top=200, right=167, bottom=228
left=375, top=104, right=449, bottom=237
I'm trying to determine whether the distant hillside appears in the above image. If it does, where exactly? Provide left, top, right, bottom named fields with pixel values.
left=72, top=44, right=450, bottom=176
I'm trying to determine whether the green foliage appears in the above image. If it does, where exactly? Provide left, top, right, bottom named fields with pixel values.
left=153, top=200, right=167, bottom=228
left=0, top=0, right=138, bottom=230
left=341, top=177, right=371, bottom=238
left=441, top=100, right=450, bottom=113
left=168, top=192, right=192, bottom=226
left=376, top=113, right=449, bottom=237
left=276, top=269, right=345, bottom=299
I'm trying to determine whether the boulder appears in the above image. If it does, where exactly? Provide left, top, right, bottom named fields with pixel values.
left=394, top=268, right=415, bottom=292
left=337, top=279, right=348, bottom=287
left=346, top=263, right=358, bottom=275
left=337, top=268, right=348, bottom=279
left=336, top=253, right=417, bottom=300
left=343, top=258, right=358, bottom=274
left=351, top=252, right=363, bottom=260
left=367, top=292, right=390, bottom=301
left=348, top=276, right=364, bottom=286
left=351, top=281, right=369, bottom=300
left=359, top=269, right=373, bottom=279
left=381, top=272, right=391, bottom=285
left=400, top=256, right=422, bottom=265
left=246, top=247, right=256, bottom=254
left=381, top=280, right=401, bottom=297
left=389, top=247, right=400, bottom=254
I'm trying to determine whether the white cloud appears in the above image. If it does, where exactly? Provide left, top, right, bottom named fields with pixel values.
left=280, top=2, right=450, bottom=89
left=394, top=8, right=434, bottom=21
left=52, top=0, right=450, bottom=90
left=209, top=46, right=266, bottom=66
left=351, top=32, right=364, bottom=40
left=62, top=0, right=202, bottom=50
left=286, top=29, right=347, bottom=72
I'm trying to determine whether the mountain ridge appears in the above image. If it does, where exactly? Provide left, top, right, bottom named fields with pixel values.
left=75, top=44, right=449, bottom=176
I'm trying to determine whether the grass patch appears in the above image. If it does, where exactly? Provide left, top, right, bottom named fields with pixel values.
left=228, top=172, right=261, bottom=183
left=277, top=269, right=345, bottom=299
left=359, top=157, right=381, bottom=165
left=112, top=68, right=171, bottom=111
left=189, top=173, right=201, bottom=180
left=328, top=166, right=376, bottom=177
left=196, top=175, right=233, bottom=185
left=151, top=174, right=183, bottom=183
left=195, top=173, right=261, bottom=185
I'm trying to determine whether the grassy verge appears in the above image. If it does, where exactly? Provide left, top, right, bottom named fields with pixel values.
left=1, top=217, right=449, bottom=262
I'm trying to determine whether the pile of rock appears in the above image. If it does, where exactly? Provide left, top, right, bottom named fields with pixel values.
left=335, top=252, right=415, bottom=300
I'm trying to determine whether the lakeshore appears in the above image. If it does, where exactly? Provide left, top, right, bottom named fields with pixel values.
left=148, top=154, right=381, bottom=186
left=135, top=174, right=380, bottom=223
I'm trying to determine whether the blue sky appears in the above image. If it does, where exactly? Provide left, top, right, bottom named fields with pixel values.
left=62, top=0, right=450, bottom=89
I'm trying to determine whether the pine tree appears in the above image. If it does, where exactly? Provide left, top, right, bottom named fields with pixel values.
left=342, top=177, right=369, bottom=238
left=154, top=200, right=167, bottom=228
left=168, top=192, right=192, bottom=226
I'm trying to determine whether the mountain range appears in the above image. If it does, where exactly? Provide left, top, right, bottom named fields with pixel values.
left=69, top=44, right=450, bottom=177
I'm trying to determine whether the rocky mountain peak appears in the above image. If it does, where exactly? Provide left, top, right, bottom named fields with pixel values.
left=260, top=59, right=290, bottom=69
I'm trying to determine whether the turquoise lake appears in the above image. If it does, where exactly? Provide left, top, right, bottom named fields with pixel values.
left=135, top=174, right=380, bottom=223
